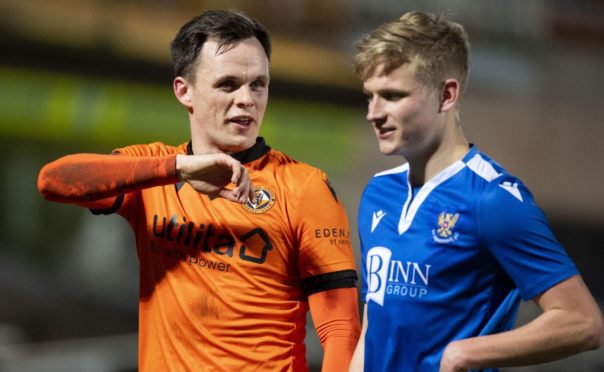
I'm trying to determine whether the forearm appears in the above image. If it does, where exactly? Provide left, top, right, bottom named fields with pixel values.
left=348, top=304, right=367, bottom=372
left=309, top=287, right=361, bottom=372
left=38, top=153, right=178, bottom=203
left=442, top=276, right=603, bottom=371
left=445, top=311, right=598, bottom=369
left=321, top=331, right=361, bottom=372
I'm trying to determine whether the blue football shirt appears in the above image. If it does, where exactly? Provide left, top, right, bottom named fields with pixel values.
left=358, top=146, right=578, bottom=372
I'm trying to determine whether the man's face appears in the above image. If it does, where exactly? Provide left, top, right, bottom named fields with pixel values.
left=362, top=62, right=443, bottom=158
left=183, top=37, right=269, bottom=154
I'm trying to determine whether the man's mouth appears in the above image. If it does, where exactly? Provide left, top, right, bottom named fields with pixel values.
left=376, top=126, right=396, bottom=135
left=228, top=116, right=254, bottom=126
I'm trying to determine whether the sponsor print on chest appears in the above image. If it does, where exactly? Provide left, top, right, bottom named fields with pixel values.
left=365, top=169, right=466, bottom=305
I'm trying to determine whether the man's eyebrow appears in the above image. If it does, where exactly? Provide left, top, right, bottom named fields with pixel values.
left=377, top=88, right=409, bottom=96
left=214, top=74, right=240, bottom=82
left=379, top=87, right=407, bottom=93
left=254, top=74, right=270, bottom=82
left=214, top=73, right=270, bottom=82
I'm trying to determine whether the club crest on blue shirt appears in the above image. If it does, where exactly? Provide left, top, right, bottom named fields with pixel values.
left=244, top=186, right=276, bottom=214
left=432, top=212, right=460, bottom=243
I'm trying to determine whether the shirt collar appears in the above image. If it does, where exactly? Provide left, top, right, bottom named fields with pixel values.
left=186, top=137, right=271, bottom=164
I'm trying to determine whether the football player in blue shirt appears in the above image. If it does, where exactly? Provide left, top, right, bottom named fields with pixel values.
left=349, top=11, right=603, bottom=372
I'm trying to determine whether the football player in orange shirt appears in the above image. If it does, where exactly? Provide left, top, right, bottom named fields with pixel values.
left=38, top=9, right=360, bottom=372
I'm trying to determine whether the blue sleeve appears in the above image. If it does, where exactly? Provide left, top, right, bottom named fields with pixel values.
left=477, top=178, right=578, bottom=301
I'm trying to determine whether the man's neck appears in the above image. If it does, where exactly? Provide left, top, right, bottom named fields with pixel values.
left=188, top=137, right=269, bottom=164
left=407, top=130, right=469, bottom=187
left=190, top=139, right=249, bottom=156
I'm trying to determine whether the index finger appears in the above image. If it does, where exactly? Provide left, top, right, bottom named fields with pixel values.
left=235, top=167, right=253, bottom=204
left=216, top=189, right=238, bottom=203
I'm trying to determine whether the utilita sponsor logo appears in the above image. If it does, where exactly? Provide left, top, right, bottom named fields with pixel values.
left=152, top=214, right=273, bottom=265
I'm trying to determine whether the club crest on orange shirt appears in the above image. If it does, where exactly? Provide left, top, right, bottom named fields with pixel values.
left=244, top=185, right=276, bottom=214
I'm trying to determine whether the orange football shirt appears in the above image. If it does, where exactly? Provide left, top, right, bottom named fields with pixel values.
left=94, top=138, right=357, bottom=371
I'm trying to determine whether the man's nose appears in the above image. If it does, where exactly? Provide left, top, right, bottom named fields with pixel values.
left=366, top=97, right=384, bottom=122
left=235, top=86, right=254, bottom=108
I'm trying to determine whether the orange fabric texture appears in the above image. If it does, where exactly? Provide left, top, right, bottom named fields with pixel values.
left=38, top=152, right=178, bottom=210
left=308, top=287, right=361, bottom=372
left=87, top=141, right=357, bottom=371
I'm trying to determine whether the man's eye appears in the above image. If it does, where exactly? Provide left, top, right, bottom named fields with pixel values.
left=383, top=93, right=404, bottom=101
left=218, top=81, right=237, bottom=91
left=251, top=80, right=266, bottom=91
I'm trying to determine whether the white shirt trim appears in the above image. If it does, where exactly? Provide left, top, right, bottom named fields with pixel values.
left=374, top=163, right=409, bottom=177
left=466, top=154, right=501, bottom=182
left=398, top=160, right=466, bottom=235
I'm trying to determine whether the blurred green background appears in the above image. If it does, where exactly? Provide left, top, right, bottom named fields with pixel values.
left=1, top=0, right=603, bottom=371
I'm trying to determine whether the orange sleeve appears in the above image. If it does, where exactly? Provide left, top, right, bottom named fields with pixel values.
left=38, top=153, right=178, bottom=209
left=309, top=287, right=361, bottom=372
left=293, top=169, right=356, bottom=280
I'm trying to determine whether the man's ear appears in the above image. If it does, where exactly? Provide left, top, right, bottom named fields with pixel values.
left=440, top=78, right=461, bottom=112
left=174, top=76, right=193, bottom=109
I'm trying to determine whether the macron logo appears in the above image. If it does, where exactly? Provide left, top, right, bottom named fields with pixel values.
left=371, top=210, right=386, bottom=233
left=499, top=181, right=523, bottom=202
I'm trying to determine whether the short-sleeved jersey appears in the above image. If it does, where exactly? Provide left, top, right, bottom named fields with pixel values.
left=94, top=138, right=357, bottom=371
left=358, top=146, right=577, bottom=372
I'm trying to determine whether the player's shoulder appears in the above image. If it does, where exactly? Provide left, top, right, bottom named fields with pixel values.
left=267, top=148, right=326, bottom=179
left=479, top=175, right=535, bottom=212
left=465, top=149, right=535, bottom=208
left=112, top=141, right=186, bottom=157
left=356, top=164, right=409, bottom=210
left=265, top=148, right=339, bottom=203
left=364, top=163, right=409, bottom=191
left=463, top=149, right=506, bottom=183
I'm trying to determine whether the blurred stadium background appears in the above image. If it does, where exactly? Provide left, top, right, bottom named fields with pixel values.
left=0, top=0, right=603, bottom=371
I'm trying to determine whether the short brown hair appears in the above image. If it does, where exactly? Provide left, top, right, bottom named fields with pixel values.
left=354, top=11, right=470, bottom=93
left=171, top=9, right=271, bottom=83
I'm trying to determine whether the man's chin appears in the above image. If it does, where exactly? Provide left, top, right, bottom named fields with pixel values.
left=378, top=143, right=399, bottom=156
left=220, top=136, right=257, bottom=154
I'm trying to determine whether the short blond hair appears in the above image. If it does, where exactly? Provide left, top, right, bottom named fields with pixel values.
left=354, top=11, right=470, bottom=93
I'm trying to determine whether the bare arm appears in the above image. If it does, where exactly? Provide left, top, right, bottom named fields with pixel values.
left=349, top=304, right=367, bottom=372
left=440, top=275, right=603, bottom=371
left=38, top=152, right=254, bottom=209
left=308, top=287, right=361, bottom=372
